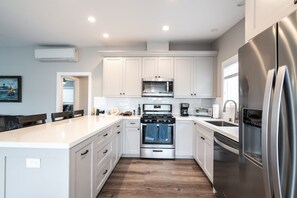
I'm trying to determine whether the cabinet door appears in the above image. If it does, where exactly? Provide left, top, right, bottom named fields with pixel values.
left=116, top=129, right=123, bottom=160
left=205, top=138, right=213, bottom=183
left=196, top=132, right=205, bottom=168
left=111, top=135, right=117, bottom=167
left=193, top=57, right=214, bottom=97
left=176, top=121, right=193, bottom=158
left=142, top=57, right=158, bottom=78
left=245, top=0, right=297, bottom=41
left=174, top=57, right=193, bottom=98
left=103, top=58, right=123, bottom=97
left=124, top=127, right=140, bottom=156
left=73, top=141, right=92, bottom=198
left=158, top=57, right=174, bottom=78
left=123, top=58, right=142, bottom=97
left=192, top=124, right=198, bottom=161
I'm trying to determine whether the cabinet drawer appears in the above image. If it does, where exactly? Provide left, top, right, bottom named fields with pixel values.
left=125, top=120, right=140, bottom=128
left=112, top=122, right=123, bottom=134
left=95, top=160, right=112, bottom=192
left=94, top=128, right=112, bottom=148
left=96, top=141, right=112, bottom=167
left=195, top=123, right=213, bottom=140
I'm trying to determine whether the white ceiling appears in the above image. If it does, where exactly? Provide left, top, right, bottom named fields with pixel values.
left=0, top=0, right=245, bottom=47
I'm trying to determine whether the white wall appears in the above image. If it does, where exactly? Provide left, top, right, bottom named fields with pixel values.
left=0, top=43, right=212, bottom=119
left=0, top=46, right=102, bottom=119
left=212, top=19, right=245, bottom=97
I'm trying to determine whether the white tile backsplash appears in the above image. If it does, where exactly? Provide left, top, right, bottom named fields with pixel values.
left=94, top=97, right=215, bottom=115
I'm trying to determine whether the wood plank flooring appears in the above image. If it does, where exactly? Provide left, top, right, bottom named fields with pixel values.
left=98, top=158, right=215, bottom=198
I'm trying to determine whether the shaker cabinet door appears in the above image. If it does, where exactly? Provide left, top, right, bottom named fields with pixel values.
left=103, top=58, right=123, bottom=97
left=123, top=58, right=141, bottom=97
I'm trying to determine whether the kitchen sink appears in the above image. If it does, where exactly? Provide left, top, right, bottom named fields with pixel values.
left=205, top=120, right=238, bottom=127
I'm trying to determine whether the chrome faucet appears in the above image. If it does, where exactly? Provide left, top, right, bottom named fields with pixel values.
left=223, top=100, right=238, bottom=123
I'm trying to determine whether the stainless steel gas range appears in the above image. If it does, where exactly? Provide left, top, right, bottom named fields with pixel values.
left=140, top=104, right=176, bottom=159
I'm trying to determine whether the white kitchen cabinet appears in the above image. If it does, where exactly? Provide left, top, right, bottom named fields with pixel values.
left=193, top=57, right=214, bottom=97
left=103, top=57, right=141, bottom=97
left=174, top=57, right=193, bottom=98
left=71, top=138, right=93, bottom=198
left=123, top=119, right=140, bottom=157
left=193, top=122, right=214, bottom=183
left=204, top=138, right=213, bottom=180
left=245, top=0, right=297, bottom=42
left=174, top=57, right=214, bottom=98
left=176, top=121, right=193, bottom=158
left=142, top=57, right=174, bottom=78
left=196, top=129, right=205, bottom=167
left=112, top=121, right=123, bottom=166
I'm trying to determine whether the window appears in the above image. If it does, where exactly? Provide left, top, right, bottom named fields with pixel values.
left=222, top=55, right=239, bottom=108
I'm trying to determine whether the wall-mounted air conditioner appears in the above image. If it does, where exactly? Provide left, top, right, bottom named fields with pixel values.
left=34, top=48, right=79, bottom=62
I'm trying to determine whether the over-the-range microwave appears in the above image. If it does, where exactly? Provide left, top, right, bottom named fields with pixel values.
left=142, top=78, right=174, bottom=97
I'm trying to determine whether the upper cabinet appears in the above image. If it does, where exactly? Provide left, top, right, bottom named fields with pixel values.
left=246, top=0, right=297, bottom=41
left=174, top=57, right=214, bottom=98
left=142, top=57, right=174, bottom=78
left=103, top=57, right=141, bottom=97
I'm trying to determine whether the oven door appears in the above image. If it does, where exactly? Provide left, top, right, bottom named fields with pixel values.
left=141, top=123, right=175, bottom=148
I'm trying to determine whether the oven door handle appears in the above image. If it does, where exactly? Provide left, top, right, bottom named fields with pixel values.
left=141, top=124, right=175, bottom=126
left=214, top=137, right=239, bottom=155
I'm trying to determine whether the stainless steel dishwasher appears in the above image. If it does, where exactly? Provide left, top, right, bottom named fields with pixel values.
left=213, top=132, right=239, bottom=198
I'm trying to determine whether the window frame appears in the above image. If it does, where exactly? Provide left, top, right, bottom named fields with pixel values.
left=221, top=54, right=239, bottom=108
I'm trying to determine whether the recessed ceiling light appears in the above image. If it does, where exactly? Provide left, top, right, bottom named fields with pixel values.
left=88, top=16, right=96, bottom=23
left=211, top=28, right=218, bottom=33
left=162, top=25, right=170, bottom=31
left=103, top=33, right=109, bottom=38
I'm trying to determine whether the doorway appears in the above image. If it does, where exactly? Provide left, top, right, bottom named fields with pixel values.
left=56, top=72, right=92, bottom=115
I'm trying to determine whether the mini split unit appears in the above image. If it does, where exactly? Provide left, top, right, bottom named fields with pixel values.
left=34, top=48, right=79, bottom=62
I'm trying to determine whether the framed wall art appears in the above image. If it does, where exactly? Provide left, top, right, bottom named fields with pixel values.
left=0, top=76, right=22, bottom=102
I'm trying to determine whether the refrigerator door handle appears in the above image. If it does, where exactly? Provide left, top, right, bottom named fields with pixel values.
left=262, top=69, right=275, bottom=198
left=271, top=65, right=297, bottom=198
left=214, top=137, right=239, bottom=155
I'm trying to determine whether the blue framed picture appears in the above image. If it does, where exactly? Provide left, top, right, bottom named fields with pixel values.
left=0, top=76, right=22, bottom=102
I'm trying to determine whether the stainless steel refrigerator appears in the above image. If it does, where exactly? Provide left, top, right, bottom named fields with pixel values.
left=238, top=10, right=297, bottom=198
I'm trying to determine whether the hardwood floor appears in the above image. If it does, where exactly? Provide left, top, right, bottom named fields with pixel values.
left=98, top=158, right=215, bottom=198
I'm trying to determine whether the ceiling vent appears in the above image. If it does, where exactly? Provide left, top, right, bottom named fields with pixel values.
left=34, top=48, right=79, bottom=62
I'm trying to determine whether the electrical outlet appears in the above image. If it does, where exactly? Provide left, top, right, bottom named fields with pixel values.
left=26, top=158, right=41, bottom=168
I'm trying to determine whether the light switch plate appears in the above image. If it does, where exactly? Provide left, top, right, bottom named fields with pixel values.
left=26, top=158, right=41, bottom=168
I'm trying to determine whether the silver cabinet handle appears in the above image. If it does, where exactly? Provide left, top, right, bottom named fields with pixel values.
left=262, top=69, right=275, bottom=198
left=271, top=66, right=297, bottom=198
left=214, top=137, right=239, bottom=155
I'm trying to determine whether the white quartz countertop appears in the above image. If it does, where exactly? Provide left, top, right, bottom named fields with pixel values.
left=0, top=115, right=122, bottom=149
left=175, top=115, right=239, bottom=142
left=0, top=114, right=238, bottom=149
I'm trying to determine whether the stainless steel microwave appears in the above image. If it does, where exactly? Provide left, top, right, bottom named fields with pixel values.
left=142, top=78, right=174, bottom=97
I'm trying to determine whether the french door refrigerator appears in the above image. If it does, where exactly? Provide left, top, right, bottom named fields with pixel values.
left=238, top=10, right=297, bottom=198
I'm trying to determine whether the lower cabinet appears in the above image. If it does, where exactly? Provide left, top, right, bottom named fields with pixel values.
left=193, top=122, right=214, bottom=183
left=176, top=120, right=193, bottom=158
left=71, top=120, right=123, bottom=198
left=123, top=119, right=140, bottom=157
left=70, top=138, right=93, bottom=198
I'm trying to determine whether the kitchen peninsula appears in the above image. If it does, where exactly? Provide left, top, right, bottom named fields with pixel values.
left=0, top=115, right=123, bottom=198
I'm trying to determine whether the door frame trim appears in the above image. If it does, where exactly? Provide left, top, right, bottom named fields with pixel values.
left=56, top=72, right=92, bottom=115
